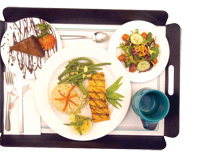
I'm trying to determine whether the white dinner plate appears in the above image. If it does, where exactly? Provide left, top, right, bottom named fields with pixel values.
left=35, top=44, right=131, bottom=141
left=108, top=20, right=170, bottom=82
left=0, top=17, right=62, bottom=79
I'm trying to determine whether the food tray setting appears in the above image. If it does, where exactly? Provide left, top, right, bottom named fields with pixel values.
left=0, top=7, right=180, bottom=149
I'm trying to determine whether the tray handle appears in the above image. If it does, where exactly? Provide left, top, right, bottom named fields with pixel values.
left=165, top=23, right=181, bottom=138
left=0, top=20, right=6, bottom=134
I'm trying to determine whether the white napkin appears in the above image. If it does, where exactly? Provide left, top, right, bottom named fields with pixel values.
left=3, top=74, right=41, bottom=135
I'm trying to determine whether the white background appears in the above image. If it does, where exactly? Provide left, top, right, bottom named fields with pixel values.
left=0, top=0, right=199, bottom=154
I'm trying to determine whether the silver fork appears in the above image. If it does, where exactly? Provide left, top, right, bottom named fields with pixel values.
left=4, top=71, right=14, bottom=131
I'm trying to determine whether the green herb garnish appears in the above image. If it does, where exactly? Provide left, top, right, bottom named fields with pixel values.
left=37, top=23, right=51, bottom=38
left=64, top=114, right=91, bottom=135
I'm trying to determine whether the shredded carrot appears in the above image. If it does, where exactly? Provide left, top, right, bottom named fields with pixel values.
left=62, top=100, right=68, bottom=112
left=54, top=98, right=66, bottom=101
left=135, top=44, right=148, bottom=57
left=69, top=94, right=78, bottom=98
left=155, top=44, right=159, bottom=48
left=58, top=90, right=67, bottom=98
left=68, top=99, right=78, bottom=106
left=54, top=85, right=78, bottom=111
left=137, top=58, right=145, bottom=63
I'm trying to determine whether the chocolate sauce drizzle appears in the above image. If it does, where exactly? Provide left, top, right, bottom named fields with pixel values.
left=8, top=17, right=58, bottom=79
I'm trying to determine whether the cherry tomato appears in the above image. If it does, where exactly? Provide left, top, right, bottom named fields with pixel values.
left=118, top=54, right=126, bottom=61
left=122, top=34, right=129, bottom=41
left=141, top=32, right=148, bottom=40
left=129, top=63, right=137, bottom=73
left=153, top=59, right=158, bottom=64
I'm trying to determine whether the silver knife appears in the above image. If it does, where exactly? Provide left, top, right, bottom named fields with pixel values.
left=18, top=72, right=24, bottom=133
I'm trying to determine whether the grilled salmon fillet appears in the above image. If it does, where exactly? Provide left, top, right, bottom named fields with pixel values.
left=88, top=72, right=110, bottom=122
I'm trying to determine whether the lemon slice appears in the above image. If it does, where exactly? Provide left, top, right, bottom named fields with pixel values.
left=70, top=114, right=92, bottom=135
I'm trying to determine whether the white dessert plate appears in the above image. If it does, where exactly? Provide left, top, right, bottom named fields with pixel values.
left=0, top=17, right=62, bottom=79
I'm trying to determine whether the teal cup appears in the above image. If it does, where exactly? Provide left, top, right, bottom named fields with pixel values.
left=131, top=88, right=170, bottom=130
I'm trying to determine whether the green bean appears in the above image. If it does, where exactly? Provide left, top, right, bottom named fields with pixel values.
left=107, top=97, right=121, bottom=102
left=87, top=67, right=103, bottom=70
left=69, top=77, right=91, bottom=84
left=65, top=58, right=94, bottom=70
left=58, top=69, right=83, bottom=80
left=78, top=81, right=88, bottom=97
left=107, top=97, right=122, bottom=101
left=106, top=76, right=123, bottom=93
left=65, top=61, right=78, bottom=69
left=74, top=57, right=93, bottom=63
left=68, top=70, right=98, bottom=81
left=79, top=62, right=111, bottom=69
left=68, top=57, right=93, bottom=66
left=91, top=68, right=103, bottom=70
left=106, top=92, right=124, bottom=101
left=107, top=98, right=122, bottom=109
left=85, top=68, right=102, bottom=73
left=57, top=76, right=69, bottom=84
left=68, top=76, right=84, bottom=83
left=58, top=74, right=83, bottom=84
left=79, top=62, right=93, bottom=66
left=60, top=58, right=111, bottom=81
left=105, top=76, right=124, bottom=109
left=68, top=80, right=81, bottom=84
left=58, top=70, right=96, bottom=84
left=79, top=66, right=103, bottom=71
left=65, top=60, right=77, bottom=69
left=58, top=71, right=67, bottom=80
left=68, top=72, right=85, bottom=80
left=64, top=122, right=76, bottom=126
left=88, top=62, right=111, bottom=67
left=86, top=70, right=98, bottom=75
left=58, top=57, right=112, bottom=95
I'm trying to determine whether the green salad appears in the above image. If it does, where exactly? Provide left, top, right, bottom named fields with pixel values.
left=117, top=29, right=160, bottom=73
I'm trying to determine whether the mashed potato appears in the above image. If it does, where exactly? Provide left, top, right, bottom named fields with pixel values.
left=50, top=83, right=87, bottom=115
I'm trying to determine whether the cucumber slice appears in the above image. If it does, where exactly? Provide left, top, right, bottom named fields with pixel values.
left=137, top=61, right=150, bottom=71
left=130, top=33, right=143, bottom=44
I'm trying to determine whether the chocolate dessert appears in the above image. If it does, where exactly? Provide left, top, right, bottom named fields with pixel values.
left=10, top=35, right=45, bottom=57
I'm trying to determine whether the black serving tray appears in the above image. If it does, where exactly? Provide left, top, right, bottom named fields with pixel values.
left=0, top=7, right=180, bottom=149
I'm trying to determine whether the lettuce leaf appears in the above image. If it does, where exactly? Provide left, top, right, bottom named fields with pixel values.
left=150, top=46, right=159, bottom=60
